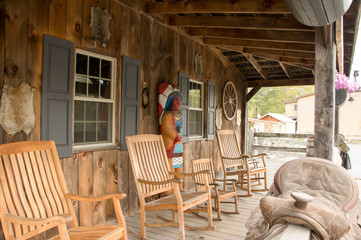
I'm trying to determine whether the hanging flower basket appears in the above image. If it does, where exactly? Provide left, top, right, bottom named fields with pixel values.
left=336, top=89, right=347, bottom=106
left=335, top=71, right=359, bottom=106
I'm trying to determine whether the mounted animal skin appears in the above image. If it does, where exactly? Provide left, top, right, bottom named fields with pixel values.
left=0, top=82, right=36, bottom=135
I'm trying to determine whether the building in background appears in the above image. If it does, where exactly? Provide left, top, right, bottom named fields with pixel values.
left=284, top=92, right=361, bottom=139
left=249, top=113, right=295, bottom=133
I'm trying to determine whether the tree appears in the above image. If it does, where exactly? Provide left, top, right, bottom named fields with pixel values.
left=248, top=86, right=314, bottom=119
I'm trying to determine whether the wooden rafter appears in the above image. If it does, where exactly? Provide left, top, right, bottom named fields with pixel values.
left=204, top=38, right=315, bottom=52
left=188, top=28, right=315, bottom=44
left=167, top=15, right=314, bottom=31
left=247, top=78, right=314, bottom=87
left=145, top=0, right=290, bottom=14
left=279, top=63, right=291, bottom=79
left=247, top=86, right=261, bottom=102
left=242, top=48, right=315, bottom=60
left=242, top=53, right=267, bottom=80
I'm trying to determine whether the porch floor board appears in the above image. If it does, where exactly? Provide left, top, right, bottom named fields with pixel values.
left=125, top=157, right=287, bottom=240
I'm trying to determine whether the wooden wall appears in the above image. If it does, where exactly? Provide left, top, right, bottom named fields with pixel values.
left=0, top=0, right=245, bottom=225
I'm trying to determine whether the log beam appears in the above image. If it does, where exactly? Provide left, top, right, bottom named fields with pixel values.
left=314, top=26, right=336, bottom=161
left=204, top=38, right=315, bottom=52
left=168, top=15, right=313, bottom=31
left=247, top=78, right=314, bottom=87
left=145, top=0, right=290, bottom=14
left=189, top=28, right=315, bottom=44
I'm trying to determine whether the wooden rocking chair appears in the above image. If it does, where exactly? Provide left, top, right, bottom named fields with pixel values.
left=216, top=130, right=268, bottom=197
left=192, top=158, right=239, bottom=221
left=126, top=134, right=214, bottom=240
left=0, top=141, right=127, bottom=240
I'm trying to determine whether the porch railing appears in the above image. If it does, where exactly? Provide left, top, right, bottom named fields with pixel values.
left=248, top=131, right=314, bottom=157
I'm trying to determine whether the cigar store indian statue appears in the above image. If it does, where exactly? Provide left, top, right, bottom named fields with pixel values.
left=158, top=83, right=183, bottom=178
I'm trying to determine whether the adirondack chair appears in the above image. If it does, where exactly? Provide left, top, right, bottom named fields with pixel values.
left=192, top=158, right=239, bottom=221
left=0, top=141, right=127, bottom=240
left=126, top=134, right=214, bottom=240
left=216, top=130, right=268, bottom=197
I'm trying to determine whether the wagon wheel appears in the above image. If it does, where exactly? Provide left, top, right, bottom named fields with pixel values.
left=223, top=81, right=238, bottom=120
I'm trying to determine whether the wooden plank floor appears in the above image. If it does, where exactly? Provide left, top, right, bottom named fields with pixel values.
left=125, top=157, right=288, bottom=240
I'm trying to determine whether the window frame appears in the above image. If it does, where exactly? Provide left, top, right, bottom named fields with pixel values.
left=188, top=79, right=204, bottom=139
left=73, top=49, right=116, bottom=150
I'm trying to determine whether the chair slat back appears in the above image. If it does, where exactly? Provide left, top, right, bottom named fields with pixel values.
left=0, top=141, right=76, bottom=239
left=192, top=158, right=214, bottom=192
left=126, top=135, right=173, bottom=199
left=216, top=130, right=244, bottom=169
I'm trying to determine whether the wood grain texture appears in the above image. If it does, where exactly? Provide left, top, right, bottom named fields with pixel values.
left=314, top=26, right=336, bottom=161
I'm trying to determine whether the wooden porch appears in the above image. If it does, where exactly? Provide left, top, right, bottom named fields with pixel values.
left=125, top=156, right=287, bottom=240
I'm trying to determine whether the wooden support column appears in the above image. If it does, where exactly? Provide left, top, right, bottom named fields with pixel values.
left=314, top=25, right=336, bottom=161
left=240, top=82, right=248, bottom=154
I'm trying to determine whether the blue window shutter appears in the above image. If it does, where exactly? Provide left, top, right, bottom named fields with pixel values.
left=120, top=56, right=140, bottom=150
left=207, top=81, right=216, bottom=140
left=41, top=35, right=74, bottom=158
left=178, top=72, right=189, bottom=143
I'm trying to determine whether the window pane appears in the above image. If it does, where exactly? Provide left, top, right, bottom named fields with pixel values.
left=101, top=60, right=111, bottom=79
left=89, top=57, right=100, bottom=77
left=86, top=102, right=97, bottom=121
left=88, top=78, right=99, bottom=98
left=189, top=110, right=202, bottom=136
left=74, top=101, right=84, bottom=121
left=98, top=121, right=110, bottom=141
left=76, top=54, right=87, bottom=75
left=85, top=123, right=96, bottom=142
left=75, top=76, right=87, bottom=96
left=189, top=82, right=202, bottom=108
left=74, top=123, right=84, bottom=143
left=100, top=80, right=111, bottom=99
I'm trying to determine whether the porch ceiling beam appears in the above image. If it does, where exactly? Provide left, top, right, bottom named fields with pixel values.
left=242, top=53, right=267, bottom=80
left=242, top=47, right=315, bottom=60
left=145, top=0, right=290, bottom=14
left=188, top=28, right=315, bottom=44
left=253, top=54, right=315, bottom=66
left=167, top=15, right=314, bottom=31
left=246, top=86, right=262, bottom=102
left=279, top=63, right=291, bottom=78
left=204, top=38, right=315, bottom=53
left=247, top=78, right=314, bottom=87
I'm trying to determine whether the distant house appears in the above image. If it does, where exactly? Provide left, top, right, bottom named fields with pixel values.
left=284, top=92, right=361, bottom=138
left=249, top=113, right=296, bottom=133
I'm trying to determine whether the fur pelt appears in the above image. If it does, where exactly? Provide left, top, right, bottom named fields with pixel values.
left=0, top=82, right=36, bottom=135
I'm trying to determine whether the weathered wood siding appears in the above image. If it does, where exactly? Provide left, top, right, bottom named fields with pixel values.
left=0, top=0, right=245, bottom=224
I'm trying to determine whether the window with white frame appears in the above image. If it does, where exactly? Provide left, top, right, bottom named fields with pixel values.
left=189, top=80, right=204, bottom=138
left=74, top=49, right=116, bottom=148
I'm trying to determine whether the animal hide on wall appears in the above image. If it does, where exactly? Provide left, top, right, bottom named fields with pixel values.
left=0, top=82, right=36, bottom=135
left=89, top=4, right=111, bottom=48
left=194, top=52, right=203, bottom=79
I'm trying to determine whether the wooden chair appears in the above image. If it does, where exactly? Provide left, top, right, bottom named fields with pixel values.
left=192, top=158, right=239, bottom=221
left=126, top=134, right=214, bottom=240
left=0, top=141, right=127, bottom=240
left=216, top=130, right=268, bottom=197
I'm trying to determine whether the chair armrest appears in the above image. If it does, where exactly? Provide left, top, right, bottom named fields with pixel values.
left=214, top=178, right=237, bottom=183
left=137, top=178, right=183, bottom=185
left=169, top=170, right=210, bottom=177
left=250, top=153, right=267, bottom=158
left=222, top=156, right=249, bottom=160
left=196, top=182, right=219, bottom=187
left=66, top=192, right=127, bottom=202
left=4, top=213, right=72, bottom=225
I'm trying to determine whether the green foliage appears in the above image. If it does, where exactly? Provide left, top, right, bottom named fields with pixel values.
left=248, top=86, right=314, bottom=119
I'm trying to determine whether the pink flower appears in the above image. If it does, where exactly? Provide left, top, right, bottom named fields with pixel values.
left=335, top=71, right=359, bottom=93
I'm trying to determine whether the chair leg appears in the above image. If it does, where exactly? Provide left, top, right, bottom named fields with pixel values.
left=216, top=197, right=221, bottom=221
left=141, top=207, right=146, bottom=239
left=207, top=195, right=214, bottom=228
left=178, top=208, right=185, bottom=240
left=234, top=195, right=239, bottom=213
left=264, top=171, right=268, bottom=191
left=247, top=174, right=252, bottom=196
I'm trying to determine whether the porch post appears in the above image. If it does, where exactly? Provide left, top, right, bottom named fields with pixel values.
left=314, top=25, right=336, bottom=161
left=240, top=82, right=248, bottom=154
